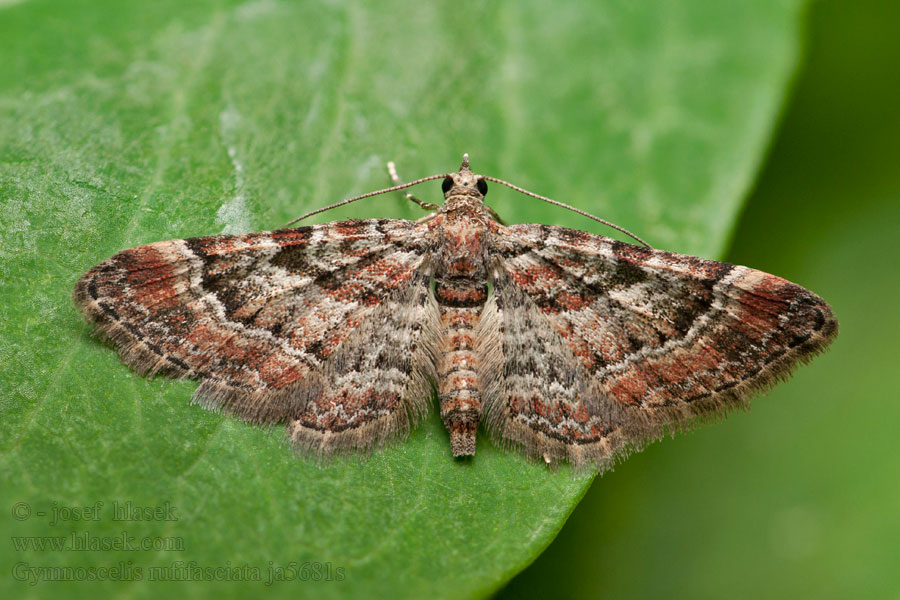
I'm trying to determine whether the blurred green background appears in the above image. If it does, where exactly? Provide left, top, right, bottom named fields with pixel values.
left=503, top=0, right=900, bottom=597
left=1, top=0, right=897, bottom=598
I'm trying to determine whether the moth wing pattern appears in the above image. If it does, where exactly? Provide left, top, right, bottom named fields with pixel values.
left=482, top=223, right=838, bottom=469
left=73, top=218, right=440, bottom=454
left=477, top=275, right=622, bottom=468
left=288, top=270, right=441, bottom=455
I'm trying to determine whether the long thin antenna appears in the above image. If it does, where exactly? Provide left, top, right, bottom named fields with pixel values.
left=481, top=176, right=652, bottom=248
left=284, top=173, right=450, bottom=227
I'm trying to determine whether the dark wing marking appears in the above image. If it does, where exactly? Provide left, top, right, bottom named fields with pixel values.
left=482, top=223, right=837, bottom=470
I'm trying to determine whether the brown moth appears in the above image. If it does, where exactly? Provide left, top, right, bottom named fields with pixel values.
left=73, top=155, right=837, bottom=471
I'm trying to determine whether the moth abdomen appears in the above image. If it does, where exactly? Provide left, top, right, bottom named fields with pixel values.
left=434, top=278, right=488, bottom=456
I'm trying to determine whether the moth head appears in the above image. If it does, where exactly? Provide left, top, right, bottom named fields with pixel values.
left=442, top=153, right=488, bottom=198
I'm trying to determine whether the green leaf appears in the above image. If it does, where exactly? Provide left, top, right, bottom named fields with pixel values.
left=0, top=1, right=804, bottom=598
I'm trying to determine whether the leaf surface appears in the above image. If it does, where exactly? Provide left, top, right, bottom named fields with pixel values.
left=0, top=1, right=804, bottom=597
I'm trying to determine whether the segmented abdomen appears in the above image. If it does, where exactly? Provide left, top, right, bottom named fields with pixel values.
left=435, top=278, right=487, bottom=456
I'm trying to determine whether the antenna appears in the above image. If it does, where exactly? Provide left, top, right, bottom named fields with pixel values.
left=284, top=157, right=652, bottom=249
left=481, top=176, right=652, bottom=248
left=284, top=173, right=450, bottom=227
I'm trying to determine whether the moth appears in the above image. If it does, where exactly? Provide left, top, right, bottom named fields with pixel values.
left=73, top=155, right=837, bottom=470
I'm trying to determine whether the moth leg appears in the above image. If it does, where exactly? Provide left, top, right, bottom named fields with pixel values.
left=483, top=204, right=506, bottom=225
left=408, top=198, right=441, bottom=212
left=387, top=160, right=440, bottom=212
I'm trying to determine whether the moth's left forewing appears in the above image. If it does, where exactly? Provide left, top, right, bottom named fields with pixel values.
left=73, top=219, right=442, bottom=456
left=484, top=223, right=838, bottom=470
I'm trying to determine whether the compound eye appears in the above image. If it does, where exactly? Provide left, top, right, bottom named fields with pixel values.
left=476, top=178, right=488, bottom=196
left=441, top=176, right=454, bottom=194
